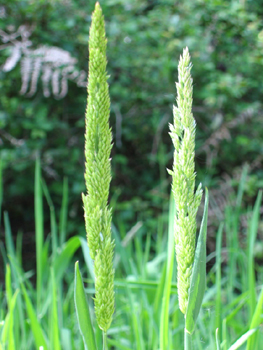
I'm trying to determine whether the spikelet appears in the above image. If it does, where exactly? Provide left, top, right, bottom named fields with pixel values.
left=168, top=48, right=203, bottom=314
left=82, top=2, right=114, bottom=332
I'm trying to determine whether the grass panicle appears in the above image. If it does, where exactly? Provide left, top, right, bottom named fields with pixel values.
left=168, top=47, right=203, bottom=315
left=82, top=1, right=115, bottom=333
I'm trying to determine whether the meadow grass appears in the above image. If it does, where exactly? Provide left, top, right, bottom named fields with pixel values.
left=1, top=3, right=263, bottom=350
left=0, top=159, right=262, bottom=349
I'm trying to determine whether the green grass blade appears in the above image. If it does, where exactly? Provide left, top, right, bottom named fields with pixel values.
left=50, top=268, right=61, bottom=350
left=6, top=265, right=16, bottom=350
left=59, top=177, right=68, bottom=246
left=53, top=236, right=81, bottom=281
left=236, top=164, right=248, bottom=208
left=215, top=223, right=224, bottom=341
left=2, top=265, right=18, bottom=349
left=222, top=294, right=248, bottom=349
left=112, top=223, right=132, bottom=275
left=3, top=214, right=26, bottom=345
left=5, top=264, right=12, bottom=307
left=225, top=298, right=247, bottom=324
left=0, top=158, right=3, bottom=226
left=80, top=237, right=95, bottom=281
left=4, top=212, right=16, bottom=259
left=7, top=300, right=17, bottom=350
left=16, top=231, right=23, bottom=266
left=50, top=208, right=58, bottom=257
left=21, top=283, right=48, bottom=350
left=107, top=338, right=133, bottom=350
left=1, top=289, right=19, bottom=346
left=35, top=157, right=44, bottom=311
left=41, top=237, right=50, bottom=287
left=0, top=240, right=8, bottom=268
left=74, top=261, right=97, bottom=350
left=225, top=166, right=247, bottom=302
left=153, top=260, right=166, bottom=318
left=215, top=328, right=220, bottom=350
left=127, top=288, right=145, bottom=350
left=42, top=178, right=58, bottom=257
left=229, top=329, right=257, bottom=350
left=247, top=190, right=262, bottom=322
left=185, top=188, right=209, bottom=334
left=160, top=193, right=175, bottom=350
left=135, top=234, right=143, bottom=276
left=61, top=328, right=73, bottom=350
left=246, top=284, right=263, bottom=350
left=142, top=231, right=151, bottom=278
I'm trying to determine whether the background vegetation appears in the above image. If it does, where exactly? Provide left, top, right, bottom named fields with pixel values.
left=1, top=0, right=263, bottom=240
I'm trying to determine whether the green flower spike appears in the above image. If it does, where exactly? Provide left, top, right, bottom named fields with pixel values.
left=168, top=47, right=203, bottom=314
left=82, top=2, right=115, bottom=332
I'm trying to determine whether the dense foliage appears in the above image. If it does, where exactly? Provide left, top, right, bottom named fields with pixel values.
left=1, top=0, right=263, bottom=244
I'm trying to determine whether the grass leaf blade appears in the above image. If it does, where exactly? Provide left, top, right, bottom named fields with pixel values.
left=53, top=236, right=81, bottom=281
left=215, top=328, right=220, bottom=350
left=246, top=284, right=263, bottom=350
left=185, top=188, right=209, bottom=334
left=51, top=268, right=61, bottom=350
left=74, top=261, right=97, bottom=350
left=160, top=194, right=175, bottom=350
left=229, top=329, right=257, bottom=350
left=21, top=283, right=48, bottom=350
left=35, top=156, right=44, bottom=311
left=247, top=190, right=262, bottom=322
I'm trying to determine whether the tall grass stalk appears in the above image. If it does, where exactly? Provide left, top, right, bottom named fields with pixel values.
left=169, top=48, right=208, bottom=349
left=169, top=48, right=203, bottom=314
left=75, top=2, right=115, bottom=349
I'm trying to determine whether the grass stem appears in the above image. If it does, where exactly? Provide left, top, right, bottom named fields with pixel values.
left=103, top=331, right=108, bottom=350
left=184, top=328, right=192, bottom=350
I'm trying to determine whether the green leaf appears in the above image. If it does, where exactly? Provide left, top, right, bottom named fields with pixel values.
left=126, top=287, right=145, bottom=350
left=229, top=329, right=257, bottom=350
left=246, top=284, right=263, bottom=350
left=215, top=223, right=224, bottom=342
left=21, top=283, right=48, bottom=350
left=247, top=190, right=262, bottom=323
left=185, top=188, right=209, bottom=334
left=4, top=264, right=17, bottom=350
left=35, top=156, right=44, bottom=311
left=41, top=178, right=58, bottom=258
left=79, top=237, right=95, bottom=281
left=160, top=194, right=175, bottom=350
left=59, top=177, right=69, bottom=246
left=215, top=328, right=220, bottom=350
left=53, top=236, right=81, bottom=281
left=0, top=158, right=3, bottom=227
left=50, top=268, right=61, bottom=350
left=107, top=338, right=133, bottom=350
left=74, top=261, right=97, bottom=350
left=1, top=289, right=19, bottom=346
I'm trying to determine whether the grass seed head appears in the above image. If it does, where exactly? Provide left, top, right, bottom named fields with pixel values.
left=83, top=2, right=115, bottom=332
left=169, top=47, right=203, bottom=314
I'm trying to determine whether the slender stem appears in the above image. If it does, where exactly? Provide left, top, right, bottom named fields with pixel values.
left=103, top=331, right=108, bottom=350
left=184, top=328, right=192, bottom=350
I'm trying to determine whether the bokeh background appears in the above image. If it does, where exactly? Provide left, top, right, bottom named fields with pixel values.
left=1, top=0, right=263, bottom=275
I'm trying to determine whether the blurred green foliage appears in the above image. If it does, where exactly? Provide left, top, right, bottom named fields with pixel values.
left=0, top=0, right=263, bottom=239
